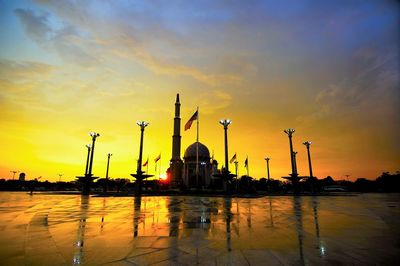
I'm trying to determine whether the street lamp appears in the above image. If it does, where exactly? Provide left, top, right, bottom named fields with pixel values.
left=85, top=144, right=91, bottom=176
left=293, top=151, right=298, bottom=175
left=105, top=153, right=112, bottom=193
left=284, top=128, right=297, bottom=177
left=303, top=141, right=313, bottom=179
left=88, top=132, right=100, bottom=177
left=136, top=121, right=149, bottom=174
left=131, top=121, right=152, bottom=195
left=10, top=170, right=19, bottom=180
left=58, top=174, right=63, bottom=182
left=264, top=157, right=270, bottom=192
left=219, top=119, right=232, bottom=173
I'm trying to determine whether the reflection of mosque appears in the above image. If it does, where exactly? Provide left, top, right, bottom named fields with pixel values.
left=168, top=94, right=222, bottom=190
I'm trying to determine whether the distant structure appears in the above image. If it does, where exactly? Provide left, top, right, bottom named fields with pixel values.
left=18, top=172, right=26, bottom=182
left=168, top=94, right=219, bottom=190
left=169, top=94, right=184, bottom=188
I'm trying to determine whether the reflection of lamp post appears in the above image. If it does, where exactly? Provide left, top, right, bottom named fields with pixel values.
left=265, top=157, right=270, bottom=192
left=219, top=119, right=232, bottom=174
left=88, top=132, right=100, bottom=177
left=303, top=141, right=313, bottom=178
left=105, top=153, right=112, bottom=193
left=284, top=128, right=297, bottom=177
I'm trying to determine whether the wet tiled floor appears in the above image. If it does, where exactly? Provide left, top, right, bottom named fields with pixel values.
left=0, top=192, right=399, bottom=265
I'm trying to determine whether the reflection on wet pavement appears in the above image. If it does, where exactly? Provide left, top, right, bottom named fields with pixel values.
left=0, top=193, right=399, bottom=265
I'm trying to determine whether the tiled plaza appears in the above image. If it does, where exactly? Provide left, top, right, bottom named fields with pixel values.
left=0, top=193, right=399, bottom=265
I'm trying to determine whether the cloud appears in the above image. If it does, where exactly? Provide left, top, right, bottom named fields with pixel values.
left=195, top=90, right=232, bottom=114
left=0, top=58, right=55, bottom=80
left=14, top=8, right=98, bottom=67
left=297, top=44, right=399, bottom=124
left=14, top=8, right=52, bottom=42
left=27, top=1, right=245, bottom=86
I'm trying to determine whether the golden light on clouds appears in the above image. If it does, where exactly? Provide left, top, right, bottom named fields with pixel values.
left=0, top=1, right=399, bottom=182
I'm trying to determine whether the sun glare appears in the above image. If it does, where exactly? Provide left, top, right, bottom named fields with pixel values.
left=159, top=173, right=167, bottom=181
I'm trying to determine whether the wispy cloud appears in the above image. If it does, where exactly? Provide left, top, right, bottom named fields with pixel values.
left=15, top=8, right=98, bottom=67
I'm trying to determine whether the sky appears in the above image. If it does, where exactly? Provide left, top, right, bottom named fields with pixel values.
left=0, top=0, right=399, bottom=182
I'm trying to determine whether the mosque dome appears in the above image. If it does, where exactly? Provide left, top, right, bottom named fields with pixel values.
left=184, top=142, right=210, bottom=161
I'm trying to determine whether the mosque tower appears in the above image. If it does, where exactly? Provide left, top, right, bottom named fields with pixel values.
left=169, top=94, right=183, bottom=187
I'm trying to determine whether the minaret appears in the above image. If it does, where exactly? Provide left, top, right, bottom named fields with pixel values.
left=170, top=94, right=183, bottom=187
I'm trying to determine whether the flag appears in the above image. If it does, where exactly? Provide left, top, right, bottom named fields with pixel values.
left=154, top=154, right=161, bottom=171
left=244, top=157, right=248, bottom=168
left=230, top=153, right=237, bottom=163
left=143, top=158, right=148, bottom=167
left=184, top=110, right=198, bottom=131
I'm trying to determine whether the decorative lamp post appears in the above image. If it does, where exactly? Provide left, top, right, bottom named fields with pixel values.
left=105, top=153, right=112, bottom=193
left=87, top=132, right=100, bottom=177
left=303, top=141, right=313, bottom=179
left=284, top=128, right=304, bottom=194
left=265, top=157, right=270, bottom=192
left=10, top=170, right=19, bottom=180
left=214, top=119, right=236, bottom=193
left=284, top=128, right=297, bottom=178
left=84, top=144, right=91, bottom=176
left=136, top=121, right=148, bottom=174
left=303, top=140, right=315, bottom=193
left=293, top=151, right=298, bottom=175
left=131, top=121, right=153, bottom=195
left=77, top=133, right=100, bottom=195
left=219, top=119, right=232, bottom=174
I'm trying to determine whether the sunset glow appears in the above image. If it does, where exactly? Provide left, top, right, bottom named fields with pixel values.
left=0, top=0, right=399, bottom=182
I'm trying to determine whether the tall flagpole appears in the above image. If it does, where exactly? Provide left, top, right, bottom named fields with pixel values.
left=196, top=106, right=199, bottom=188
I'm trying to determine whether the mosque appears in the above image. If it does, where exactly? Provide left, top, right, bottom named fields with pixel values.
left=168, top=94, right=221, bottom=190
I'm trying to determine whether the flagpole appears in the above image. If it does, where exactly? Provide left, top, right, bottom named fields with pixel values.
left=196, top=106, right=199, bottom=188
left=234, top=160, right=238, bottom=192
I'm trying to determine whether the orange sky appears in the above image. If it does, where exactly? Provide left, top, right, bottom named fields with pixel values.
left=0, top=1, right=399, bottom=182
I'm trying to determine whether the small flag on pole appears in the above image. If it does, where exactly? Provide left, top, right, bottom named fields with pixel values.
left=244, top=157, right=248, bottom=168
left=143, top=158, right=148, bottom=167
left=230, top=153, right=237, bottom=163
left=184, top=110, right=198, bottom=131
left=154, top=154, right=161, bottom=163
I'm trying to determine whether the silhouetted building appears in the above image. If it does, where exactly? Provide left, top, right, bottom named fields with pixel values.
left=168, top=94, right=223, bottom=190
left=183, top=142, right=213, bottom=189
left=18, top=172, right=25, bottom=182
left=169, top=94, right=183, bottom=188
